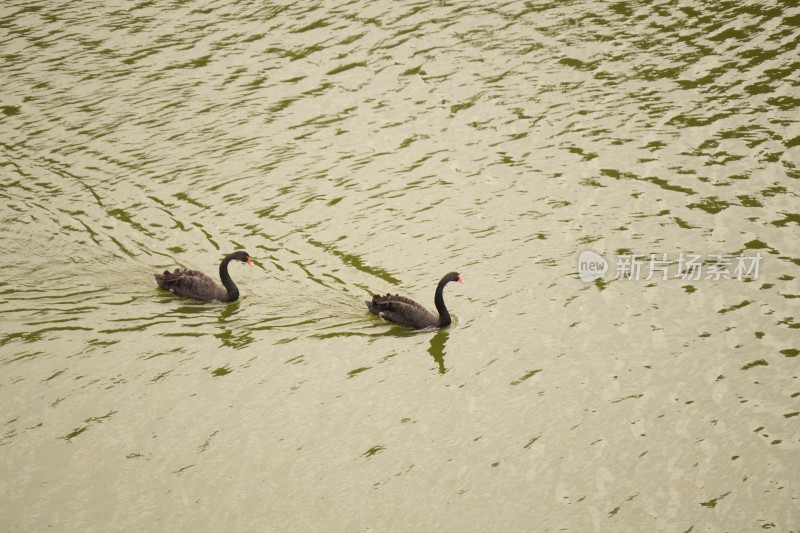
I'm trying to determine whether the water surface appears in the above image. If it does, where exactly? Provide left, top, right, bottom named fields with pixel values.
left=1, top=1, right=798, bottom=531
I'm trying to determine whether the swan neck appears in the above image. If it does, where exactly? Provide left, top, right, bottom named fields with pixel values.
left=219, top=255, right=239, bottom=301
left=434, top=278, right=451, bottom=326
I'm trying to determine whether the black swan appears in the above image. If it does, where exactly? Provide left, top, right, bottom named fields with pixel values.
left=365, top=272, right=463, bottom=329
left=154, top=251, right=252, bottom=302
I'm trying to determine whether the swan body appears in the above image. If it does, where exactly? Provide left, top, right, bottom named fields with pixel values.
left=366, top=272, right=462, bottom=329
left=155, top=251, right=251, bottom=302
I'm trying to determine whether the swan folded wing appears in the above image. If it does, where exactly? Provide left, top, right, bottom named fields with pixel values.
left=369, top=298, right=438, bottom=329
left=370, top=293, right=428, bottom=311
left=156, top=269, right=225, bottom=300
left=156, top=269, right=204, bottom=286
left=155, top=269, right=182, bottom=290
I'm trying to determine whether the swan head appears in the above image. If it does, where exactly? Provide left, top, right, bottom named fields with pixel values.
left=229, top=250, right=252, bottom=265
left=444, top=272, right=463, bottom=284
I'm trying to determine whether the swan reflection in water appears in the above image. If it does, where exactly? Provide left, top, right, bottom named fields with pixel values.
left=428, top=328, right=449, bottom=374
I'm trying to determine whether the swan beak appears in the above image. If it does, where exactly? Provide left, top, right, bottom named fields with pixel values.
left=247, top=258, right=253, bottom=266
left=458, top=276, right=464, bottom=283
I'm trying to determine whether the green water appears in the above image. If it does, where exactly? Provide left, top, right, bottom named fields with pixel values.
left=1, top=1, right=798, bottom=531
